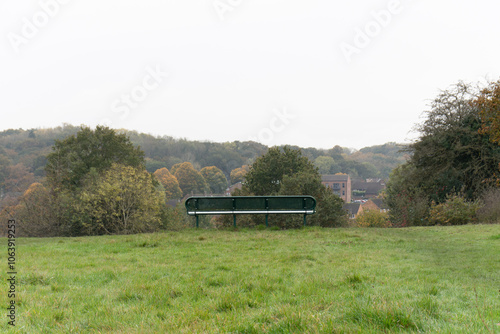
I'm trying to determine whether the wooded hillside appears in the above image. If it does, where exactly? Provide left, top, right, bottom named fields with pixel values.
left=0, top=124, right=407, bottom=205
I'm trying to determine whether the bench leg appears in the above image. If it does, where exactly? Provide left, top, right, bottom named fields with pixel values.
left=303, top=214, right=307, bottom=227
left=265, top=214, right=269, bottom=227
left=233, top=214, right=237, bottom=228
left=196, top=215, right=199, bottom=228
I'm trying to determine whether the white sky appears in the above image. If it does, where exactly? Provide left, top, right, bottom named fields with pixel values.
left=1, top=0, right=499, bottom=150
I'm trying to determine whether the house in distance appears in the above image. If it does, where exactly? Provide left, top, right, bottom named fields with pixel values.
left=351, top=178, right=386, bottom=201
left=321, top=174, right=351, bottom=202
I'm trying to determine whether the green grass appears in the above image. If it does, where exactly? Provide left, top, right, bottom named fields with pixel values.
left=2, top=225, right=499, bottom=333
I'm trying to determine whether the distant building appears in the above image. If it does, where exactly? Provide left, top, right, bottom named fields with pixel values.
left=321, top=174, right=351, bottom=202
left=362, top=198, right=389, bottom=213
left=343, top=202, right=363, bottom=219
left=351, top=178, right=386, bottom=200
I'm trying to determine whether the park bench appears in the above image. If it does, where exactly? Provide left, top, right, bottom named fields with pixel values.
left=185, top=195, right=316, bottom=228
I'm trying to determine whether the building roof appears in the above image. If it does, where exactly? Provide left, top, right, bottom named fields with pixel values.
left=371, top=198, right=389, bottom=210
left=351, top=179, right=385, bottom=195
left=361, top=198, right=390, bottom=211
left=361, top=199, right=379, bottom=211
left=321, top=174, right=349, bottom=182
left=343, top=203, right=362, bottom=215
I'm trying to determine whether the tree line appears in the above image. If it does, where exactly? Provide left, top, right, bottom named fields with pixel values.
left=0, top=124, right=406, bottom=204
left=1, top=127, right=237, bottom=236
left=0, top=122, right=407, bottom=234
left=0, top=126, right=349, bottom=236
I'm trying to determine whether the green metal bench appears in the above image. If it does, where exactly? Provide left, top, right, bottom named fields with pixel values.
left=185, top=196, right=317, bottom=228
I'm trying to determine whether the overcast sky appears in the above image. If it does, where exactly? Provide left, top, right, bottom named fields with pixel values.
left=1, top=0, right=499, bottom=150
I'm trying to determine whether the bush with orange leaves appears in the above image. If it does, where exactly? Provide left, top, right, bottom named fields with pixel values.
left=356, top=209, right=391, bottom=228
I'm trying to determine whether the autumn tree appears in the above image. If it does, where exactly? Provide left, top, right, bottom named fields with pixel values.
left=14, top=183, right=56, bottom=237
left=171, top=162, right=208, bottom=196
left=200, top=166, right=228, bottom=194
left=0, top=153, right=11, bottom=192
left=474, top=79, right=500, bottom=145
left=473, top=79, right=500, bottom=186
left=153, top=167, right=182, bottom=200
left=77, top=164, right=164, bottom=235
left=355, top=210, right=390, bottom=228
left=230, top=165, right=249, bottom=184
left=0, top=162, right=36, bottom=224
left=3, top=163, right=35, bottom=194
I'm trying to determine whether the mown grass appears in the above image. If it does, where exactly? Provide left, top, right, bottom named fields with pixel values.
left=1, top=224, right=499, bottom=333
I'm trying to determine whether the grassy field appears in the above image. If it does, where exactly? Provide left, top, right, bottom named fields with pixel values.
left=1, top=224, right=499, bottom=333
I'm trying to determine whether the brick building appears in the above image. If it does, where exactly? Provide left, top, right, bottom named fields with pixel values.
left=351, top=178, right=386, bottom=200
left=321, top=174, right=351, bottom=202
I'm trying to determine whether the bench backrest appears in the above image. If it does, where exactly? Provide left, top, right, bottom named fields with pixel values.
left=185, top=196, right=316, bottom=215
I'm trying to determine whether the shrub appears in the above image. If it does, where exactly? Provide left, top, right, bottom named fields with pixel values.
left=161, top=202, right=194, bottom=230
left=477, top=188, right=500, bottom=224
left=356, top=210, right=390, bottom=228
left=428, top=194, right=482, bottom=226
left=215, top=214, right=255, bottom=229
left=8, top=183, right=59, bottom=237
left=76, top=164, right=165, bottom=235
left=385, top=165, right=431, bottom=227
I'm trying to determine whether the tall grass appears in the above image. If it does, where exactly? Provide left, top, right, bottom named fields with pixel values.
left=1, top=224, right=499, bottom=333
